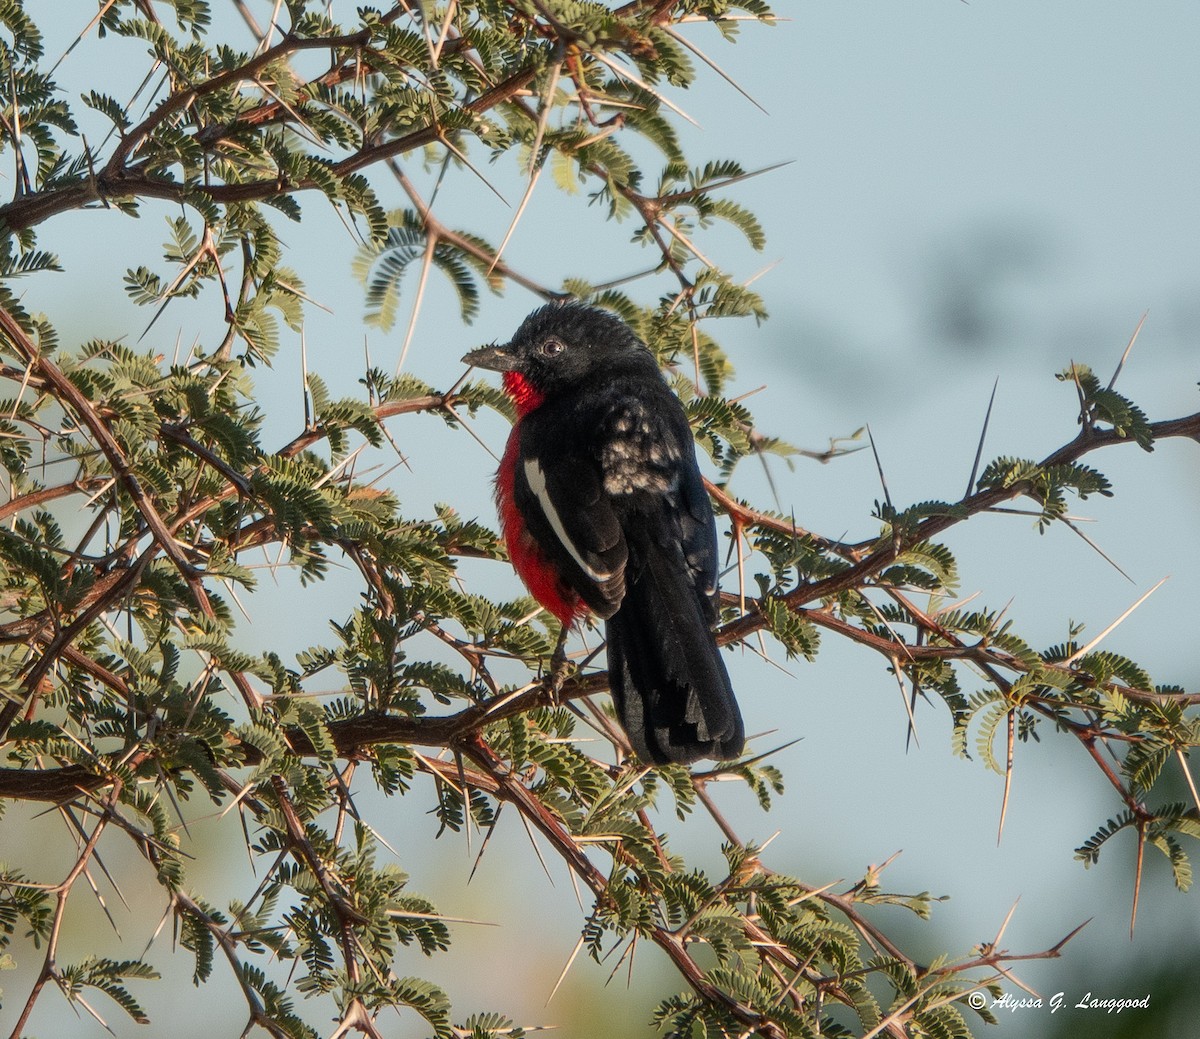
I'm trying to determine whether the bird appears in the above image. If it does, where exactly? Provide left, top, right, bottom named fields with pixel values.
left=462, top=301, right=744, bottom=765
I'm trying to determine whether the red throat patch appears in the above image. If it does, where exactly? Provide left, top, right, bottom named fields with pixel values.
left=502, top=371, right=545, bottom=416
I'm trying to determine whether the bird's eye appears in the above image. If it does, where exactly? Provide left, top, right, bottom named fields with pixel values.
left=539, top=337, right=565, bottom=357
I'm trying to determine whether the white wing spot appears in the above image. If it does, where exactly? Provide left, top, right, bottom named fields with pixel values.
left=524, top=458, right=613, bottom=584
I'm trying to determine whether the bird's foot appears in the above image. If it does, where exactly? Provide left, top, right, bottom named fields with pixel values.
left=546, top=628, right=571, bottom=704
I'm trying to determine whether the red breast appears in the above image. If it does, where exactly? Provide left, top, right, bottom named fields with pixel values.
left=494, top=389, right=582, bottom=626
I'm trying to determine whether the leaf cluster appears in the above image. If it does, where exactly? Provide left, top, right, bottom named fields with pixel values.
left=0, top=3, right=1198, bottom=1039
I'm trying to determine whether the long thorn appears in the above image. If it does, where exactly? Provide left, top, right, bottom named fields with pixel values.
left=546, top=932, right=586, bottom=1005
left=1063, top=577, right=1168, bottom=665
left=992, top=896, right=1021, bottom=947
left=527, top=59, right=563, bottom=177
left=997, top=709, right=1015, bottom=845
left=1131, top=823, right=1145, bottom=939
left=1057, top=514, right=1133, bottom=583
left=394, top=233, right=436, bottom=376
left=300, top=326, right=311, bottom=428
left=488, top=161, right=544, bottom=278
left=661, top=25, right=767, bottom=113
left=430, top=0, right=459, bottom=65
left=866, top=424, right=894, bottom=511
left=49, top=0, right=120, bottom=76
left=1176, top=748, right=1200, bottom=816
left=467, top=806, right=504, bottom=883
left=590, top=50, right=699, bottom=127
left=966, top=377, right=999, bottom=497
left=439, top=131, right=510, bottom=206
left=890, top=656, right=920, bottom=751
left=658, top=160, right=794, bottom=206
left=1106, top=310, right=1148, bottom=391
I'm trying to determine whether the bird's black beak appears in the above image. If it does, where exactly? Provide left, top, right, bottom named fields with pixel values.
left=461, top=343, right=519, bottom=372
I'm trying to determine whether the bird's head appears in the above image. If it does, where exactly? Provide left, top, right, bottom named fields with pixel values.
left=462, top=302, right=649, bottom=413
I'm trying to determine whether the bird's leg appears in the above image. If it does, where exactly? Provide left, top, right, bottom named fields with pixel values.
left=546, top=625, right=571, bottom=703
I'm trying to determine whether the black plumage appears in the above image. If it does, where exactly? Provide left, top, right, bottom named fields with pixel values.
left=463, top=302, right=744, bottom=764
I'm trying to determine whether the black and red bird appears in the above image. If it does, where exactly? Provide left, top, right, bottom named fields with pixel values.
left=463, top=302, right=744, bottom=765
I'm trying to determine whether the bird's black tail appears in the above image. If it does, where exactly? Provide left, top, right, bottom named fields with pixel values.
left=606, top=528, right=744, bottom=765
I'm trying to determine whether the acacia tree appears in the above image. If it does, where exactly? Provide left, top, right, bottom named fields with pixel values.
left=0, top=3, right=1198, bottom=1038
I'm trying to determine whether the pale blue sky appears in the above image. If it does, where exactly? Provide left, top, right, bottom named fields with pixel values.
left=11, top=2, right=1200, bottom=1037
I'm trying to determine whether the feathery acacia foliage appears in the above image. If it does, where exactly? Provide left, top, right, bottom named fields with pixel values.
left=0, top=3, right=1198, bottom=1038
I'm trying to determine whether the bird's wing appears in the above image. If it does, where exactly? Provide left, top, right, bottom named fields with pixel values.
left=597, top=392, right=720, bottom=612
left=675, top=442, right=721, bottom=616
left=512, top=426, right=627, bottom=618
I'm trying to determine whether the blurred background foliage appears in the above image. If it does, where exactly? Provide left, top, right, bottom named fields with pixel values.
left=1, top=2, right=1199, bottom=1038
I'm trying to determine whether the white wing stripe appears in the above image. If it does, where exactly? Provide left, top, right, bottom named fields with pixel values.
left=523, top=458, right=613, bottom=584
